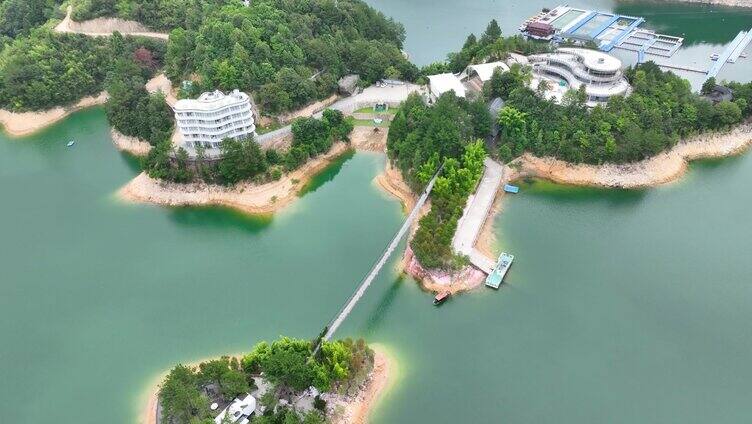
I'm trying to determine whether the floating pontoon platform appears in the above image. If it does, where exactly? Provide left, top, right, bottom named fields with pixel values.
left=485, top=252, right=514, bottom=289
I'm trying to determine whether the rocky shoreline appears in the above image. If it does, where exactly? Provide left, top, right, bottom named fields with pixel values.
left=118, top=142, right=352, bottom=215
left=511, top=123, right=752, bottom=189
left=0, top=92, right=108, bottom=137
left=110, top=129, right=153, bottom=156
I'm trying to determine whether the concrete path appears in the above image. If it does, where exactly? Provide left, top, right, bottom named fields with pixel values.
left=452, top=159, right=503, bottom=253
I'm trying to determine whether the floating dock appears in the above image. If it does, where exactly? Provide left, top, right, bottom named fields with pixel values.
left=485, top=252, right=514, bottom=289
left=521, top=5, right=683, bottom=58
left=707, top=28, right=752, bottom=80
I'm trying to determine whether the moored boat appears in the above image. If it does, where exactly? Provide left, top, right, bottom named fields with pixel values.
left=433, top=291, right=450, bottom=305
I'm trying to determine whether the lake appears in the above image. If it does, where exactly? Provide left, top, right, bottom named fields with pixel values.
left=2, top=1, right=752, bottom=422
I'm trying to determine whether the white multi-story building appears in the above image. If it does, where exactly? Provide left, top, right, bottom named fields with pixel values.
left=174, top=89, right=256, bottom=151
left=527, top=47, right=631, bottom=106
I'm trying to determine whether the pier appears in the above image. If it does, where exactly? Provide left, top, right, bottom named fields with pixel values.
left=707, top=29, right=752, bottom=80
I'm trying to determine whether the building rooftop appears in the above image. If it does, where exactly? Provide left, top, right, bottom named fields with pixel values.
left=175, top=89, right=250, bottom=112
left=467, top=62, right=510, bottom=82
left=214, top=393, right=256, bottom=424
left=559, top=47, right=621, bottom=73
left=428, top=73, right=466, bottom=98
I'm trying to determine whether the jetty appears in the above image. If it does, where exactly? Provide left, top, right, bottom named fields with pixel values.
left=707, top=29, right=752, bottom=80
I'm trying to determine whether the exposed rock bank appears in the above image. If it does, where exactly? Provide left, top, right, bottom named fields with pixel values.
left=512, top=123, right=752, bottom=189
left=0, top=92, right=108, bottom=137
left=118, top=142, right=352, bottom=214
left=110, top=129, right=152, bottom=156
left=401, top=246, right=486, bottom=295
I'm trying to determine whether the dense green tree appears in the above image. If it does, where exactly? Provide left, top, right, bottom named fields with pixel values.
left=0, top=0, right=57, bottom=38
left=160, top=0, right=414, bottom=114
left=217, top=137, right=269, bottom=185
left=159, top=365, right=210, bottom=423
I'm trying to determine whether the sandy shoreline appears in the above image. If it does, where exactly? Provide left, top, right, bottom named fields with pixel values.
left=0, top=92, right=108, bottom=137
left=111, top=129, right=153, bottom=156
left=140, top=347, right=392, bottom=424
left=118, top=142, right=352, bottom=214
left=139, top=353, right=244, bottom=424
left=328, top=346, right=393, bottom=424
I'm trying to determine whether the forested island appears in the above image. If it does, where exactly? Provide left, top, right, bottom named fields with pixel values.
left=151, top=336, right=389, bottom=424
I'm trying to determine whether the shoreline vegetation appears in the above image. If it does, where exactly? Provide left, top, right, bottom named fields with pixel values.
left=394, top=122, right=752, bottom=294
left=510, top=122, right=752, bottom=189
left=140, top=338, right=392, bottom=424
left=119, top=142, right=352, bottom=215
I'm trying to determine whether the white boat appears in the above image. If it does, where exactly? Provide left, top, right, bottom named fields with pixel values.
left=710, top=53, right=720, bottom=61
left=66, top=140, right=75, bottom=147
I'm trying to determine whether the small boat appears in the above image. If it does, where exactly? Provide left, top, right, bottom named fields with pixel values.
left=740, top=52, right=748, bottom=59
left=710, top=53, right=720, bottom=61
left=503, top=184, right=520, bottom=193
left=433, top=291, right=450, bottom=306
left=66, top=140, right=75, bottom=147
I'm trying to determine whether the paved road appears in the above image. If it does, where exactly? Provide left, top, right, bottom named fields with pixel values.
left=451, top=158, right=504, bottom=273
left=257, top=83, right=422, bottom=145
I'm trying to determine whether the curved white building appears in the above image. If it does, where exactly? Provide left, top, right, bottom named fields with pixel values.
left=174, top=89, right=256, bottom=150
left=528, top=48, right=631, bottom=106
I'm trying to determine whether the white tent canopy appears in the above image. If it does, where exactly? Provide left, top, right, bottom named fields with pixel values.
left=427, top=73, right=466, bottom=99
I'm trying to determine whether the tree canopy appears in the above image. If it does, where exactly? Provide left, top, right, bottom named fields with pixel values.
left=163, top=0, right=416, bottom=114
left=160, top=336, right=374, bottom=424
left=387, top=92, right=490, bottom=268
left=0, top=30, right=165, bottom=111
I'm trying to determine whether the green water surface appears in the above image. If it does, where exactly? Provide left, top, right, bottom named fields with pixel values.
left=3, top=2, right=752, bottom=422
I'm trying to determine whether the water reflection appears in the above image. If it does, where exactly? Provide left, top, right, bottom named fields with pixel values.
left=299, top=149, right=355, bottom=195
left=614, top=2, right=752, bottom=46
left=167, top=206, right=274, bottom=233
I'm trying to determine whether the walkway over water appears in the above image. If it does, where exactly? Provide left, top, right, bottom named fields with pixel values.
left=707, top=29, right=752, bottom=80
left=320, top=163, right=443, bottom=342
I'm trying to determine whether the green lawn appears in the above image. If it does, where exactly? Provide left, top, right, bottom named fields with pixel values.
left=354, top=106, right=400, bottom=115
left=347, top=116, right=391, bottom=128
